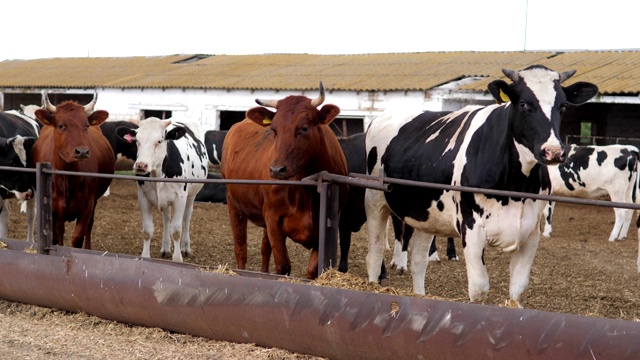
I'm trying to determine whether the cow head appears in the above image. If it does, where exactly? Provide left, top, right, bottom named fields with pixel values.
left=488, top=65, right=598, bottom=165
left=116, top=118, right=187, bottom=176
left=248, top=82, right=341, bottom=179
left=0, top=135, right=37, bottom=195
left=34, top=94, right=109, bottom=163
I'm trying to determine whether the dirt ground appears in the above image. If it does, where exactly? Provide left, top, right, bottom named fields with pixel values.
left=2, top=176, right=640, bottom=358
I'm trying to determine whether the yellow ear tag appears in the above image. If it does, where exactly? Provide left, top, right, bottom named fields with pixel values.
left=263, top=118, right=271, bottom=125
left=499, top=89, right=510, bottom=103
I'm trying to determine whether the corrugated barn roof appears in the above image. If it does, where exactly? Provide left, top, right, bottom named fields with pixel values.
left=1, top=51, right=639, bottom=95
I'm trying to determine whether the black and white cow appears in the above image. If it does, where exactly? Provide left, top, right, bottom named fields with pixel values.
left=543, top=144, right=640, bottom=242
left=100, top=120, right=139, bottom=161
left=116, top=118, right=209, bottom=262
left=195, top=173, right=228, bottom=204
left=365, top=65, right=598, bottom=306
left=0, top=109, right=41, bottom=242
left=204, top=130, right=227, bottom=166
left=338, top=133, right=456, bottom=277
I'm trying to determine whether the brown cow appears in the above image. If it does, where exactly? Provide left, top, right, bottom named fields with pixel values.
left=221, top=83, right=349, bottom=279
left=31, top=94, right=115, bottom=248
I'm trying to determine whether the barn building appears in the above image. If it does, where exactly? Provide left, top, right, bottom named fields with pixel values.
left=1, top=51, right=640, bottom=145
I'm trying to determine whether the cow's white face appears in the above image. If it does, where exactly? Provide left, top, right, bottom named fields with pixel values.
left=133, top=117, right=171, bottom=177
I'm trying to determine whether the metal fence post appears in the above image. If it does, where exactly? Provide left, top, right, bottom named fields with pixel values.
left=317, top=178, right=339, bottom=276
left=36, top=162, right=53, bottom=255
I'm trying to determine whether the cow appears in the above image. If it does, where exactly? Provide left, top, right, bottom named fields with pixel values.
left=31, top=94, right=115, bottom=248
left=195, top=173, right=228, bottom=204
left=204, top=130, right=227, bottom=167
left=100, top=120, right=139, bottom=161
left=364, top=65, right=598, bottom=306
left=543, top=144, right=640, bottom=242
left=221, top=82, right=349, bottom=279
left=116, top=117, right=208, bottom=262
left=0, top=109, right=40, bottom=242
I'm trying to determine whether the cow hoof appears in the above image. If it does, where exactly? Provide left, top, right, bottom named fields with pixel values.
left=160, top=251, right=170, bottom=258
left=448, top=256, right=460, bottom=261
left=379, top=278, right=389, bottom=287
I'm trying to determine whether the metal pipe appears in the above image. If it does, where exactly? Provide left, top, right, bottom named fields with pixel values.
left=0, top=242, right=639, bottom=360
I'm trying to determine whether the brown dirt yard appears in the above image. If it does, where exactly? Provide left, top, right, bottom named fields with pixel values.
left=2, top=176, right=640, bottom=359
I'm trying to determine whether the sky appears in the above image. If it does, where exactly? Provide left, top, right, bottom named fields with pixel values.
left=2, top=1, right=636, bottom=61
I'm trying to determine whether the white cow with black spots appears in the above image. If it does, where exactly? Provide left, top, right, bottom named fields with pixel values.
left=543, top=144, right=640, bottom=242
left=116, top=117, right=209, bottom=262
left=365, top=65, right=598, bottom=306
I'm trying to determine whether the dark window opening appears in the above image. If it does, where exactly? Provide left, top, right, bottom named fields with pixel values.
left=142, top=110, right=172, bottom=120
left=330, top=117, right=364, bottom=138
left=220, top=111, right=246, bottom=130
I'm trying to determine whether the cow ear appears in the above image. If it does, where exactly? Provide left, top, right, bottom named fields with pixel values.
left=88, top=110, right=110, bottom=126
left=34, top=109, right=54, bottom=126
left=316, top=104, right=340, bottom=125
left=488, top=80, right=514, bottom=104
left=116, top=126, right=137, bottom=143
left=166, top=126, right=187, bottom=140
left=246, top=107, right=276, bottom=127
left=563, top=82, right=599, bottom=105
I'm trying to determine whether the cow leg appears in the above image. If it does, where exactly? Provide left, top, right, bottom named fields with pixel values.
left=160, top=207, right=173, bottom=259
left=619, top=208, right=634, bottom=241
left=364, top=188, right=391, bottom=283
left=338, top=225, right=351, bottom=273
left=265, top=222, right=291, bottom=276
left=167, top=199, right=186, bottom=262
left=428, top=236, right=440, bottom=262
left=542, top=201, right=554, bottom=237
left=610, top=208, right=631, bottom=241
left=227, top=200, right=248, bottom=270
left=260, top=229, right=271, bottom=273
left=83, top=207, right=97, bottom=249
left=637, top=216, right=640, bottom=272
left=508, top=229, right=541, bottom=307
left=0, top=199, right=9, bottom=239
left=138, top=195, right=155, bottom=258
left=52, top=214, right=66, bottom=247
left=390, top=215, right=410, bottom=273
left=462, top=228, right=490, bottom=303
left=71, top=205, right=95, bottom=249
left=25, top=197, right=36, bottom=243
left=180, top=195, right=197, bottom=258
left=408, top=231, right=433, bottom=295
left=307, top=248, right=319, bottom=279
left=446, top=237, right=459, bottom=260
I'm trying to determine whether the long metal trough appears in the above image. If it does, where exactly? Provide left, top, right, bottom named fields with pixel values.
left=1, top=239, right=639, bottom=360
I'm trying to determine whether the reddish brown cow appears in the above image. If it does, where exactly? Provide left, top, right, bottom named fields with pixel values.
left=221, top=83, right=348, bottom=279
left=31, top=95, right=115, bottom=248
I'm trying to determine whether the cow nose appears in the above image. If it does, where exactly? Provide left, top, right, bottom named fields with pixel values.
left=75, top=147, right=90, bottom=159
left=269, top=165, right=287, bottom=179
left=543, top=146, right=565, bottom=164
left=135, top=162, right=148, bottom=173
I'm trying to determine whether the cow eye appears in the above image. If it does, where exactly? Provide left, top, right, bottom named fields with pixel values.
left=518, top=101, right=530, bottom=112
left=559, top=104, right=568, bottom=114
left=58, top=124, right=66, bottom=131
left=300, top=125, right=309, bottom=134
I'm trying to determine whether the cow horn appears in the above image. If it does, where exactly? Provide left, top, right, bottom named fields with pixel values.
left=310, top=81, right=325, bottom=108
left=559, top=70, right=577, bottom=83
left=84, top=93, right=98, bottom=114
left=43, top=93, right=56, bottom=113
left=501, top=69, right=519, bottom=82
left=255, top=98, right=278, bottom=108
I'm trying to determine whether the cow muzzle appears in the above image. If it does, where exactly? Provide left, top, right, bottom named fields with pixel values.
left=134, top=161, right=149, bottom=175
left=269, top=164, right=288, bottom=179
left=542, top=145, right=566, bottom=165
left=74, top=147, right=90, bottom=160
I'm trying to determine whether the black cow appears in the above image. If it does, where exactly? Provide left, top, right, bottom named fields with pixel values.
left=195, top=173, right=228, bottom=204
left=337, top=133, right=456, bottom=277
left=0, top=110, right=41, bottom=242
left=365, top=65, right=598, bottom=306
left=100, top=120, right=139, bottom=160
left=204, top=130, right=227, bottom=166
